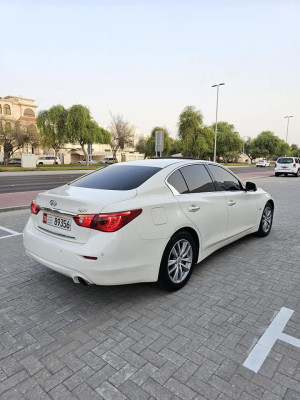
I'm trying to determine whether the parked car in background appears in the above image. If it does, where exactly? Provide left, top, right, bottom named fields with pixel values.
left=37, top=156, right=61, bottom=165
left=24, top=159, right=274, bottom=291
left=77, top=159, right=97, bottom=165
left=99, top=157, right=118, bottom=164
left=256, top=159, right=270, bottom=167
left=9, top=158, right=22, bottom=164
left=275, top=157, right=300, bottom=177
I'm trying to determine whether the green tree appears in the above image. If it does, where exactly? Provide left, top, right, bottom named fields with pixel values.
left=37, top=105, right=67, bottom=163
left=144, top=127, right=173, bottom=158
left=178, top=106, right=205, bottom=157
left=135, top=136, right=148, bottom=156
left=210, top=121, right=243, bottom=163
left=251, top=131, right=280, bottom=159
left=290, top=144, right=300, bottom=157
left=67, top=105, right=110, bottom=166
left=275, top=139, right=290, bottom=158
left=0, top=120, right=39, bottom=165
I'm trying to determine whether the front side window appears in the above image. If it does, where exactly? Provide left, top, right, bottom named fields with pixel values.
left=71, top=165, right=162, bottom=190
left=180, top=164, right=215, bottom=193
left=208, top=165, right=242, bottom=191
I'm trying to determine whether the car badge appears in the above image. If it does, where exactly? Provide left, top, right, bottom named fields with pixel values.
left=50, top=200, right=57, bottom=207
left=78, top=208, right=87, bottom=213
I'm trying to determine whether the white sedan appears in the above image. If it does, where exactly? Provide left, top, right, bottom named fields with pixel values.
left=256, top=159, right=270, bottom=167
left=23, top=159, right=274, bottom=291
left=77, top=159, right=97, bottom=165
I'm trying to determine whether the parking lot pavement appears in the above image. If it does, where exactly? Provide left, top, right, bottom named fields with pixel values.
left=0, top=177, right=300, bottom=399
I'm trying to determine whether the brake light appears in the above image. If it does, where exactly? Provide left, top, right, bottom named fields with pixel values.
left=74, top=209, right=142, bottom=232
left=293, top=163, right=296, bottom=167
left=31, top=200, right=40, bottom=215
left=275, top=163, right=277, bottom=168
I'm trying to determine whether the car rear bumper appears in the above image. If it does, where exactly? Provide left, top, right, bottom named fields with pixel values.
left=275, top=168, right=297, bottom=173
left=23, top=217, right=166, bottom=285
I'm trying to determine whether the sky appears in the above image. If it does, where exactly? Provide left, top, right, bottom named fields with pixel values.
left=2, top=0, right=300, bottom=144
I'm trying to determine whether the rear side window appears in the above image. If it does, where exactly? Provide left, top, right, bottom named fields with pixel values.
left=208, top=165, right=241, bottom=191
left=71, top=165, right=162, bottom=190
left=180, top=164, right=215, bottom=193
left=167, top=170, right=189, bottom=194
left=277, top=158, right=294, bottom=164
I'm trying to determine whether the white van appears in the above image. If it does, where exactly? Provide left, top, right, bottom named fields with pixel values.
left=275, top=157, right=300, bottom=177
left=37, top=156, right=61, bottom=165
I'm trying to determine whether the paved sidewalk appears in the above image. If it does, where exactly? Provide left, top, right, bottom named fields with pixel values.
left=0, top=191, right=43, bottom=212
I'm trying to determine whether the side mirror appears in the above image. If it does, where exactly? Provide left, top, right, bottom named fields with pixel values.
left=245, top=181, right=257, bottom=192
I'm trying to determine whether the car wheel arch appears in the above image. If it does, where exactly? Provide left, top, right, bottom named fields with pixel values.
left=170, top=227, right=200, bottom=262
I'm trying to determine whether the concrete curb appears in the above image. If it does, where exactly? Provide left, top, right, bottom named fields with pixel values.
left=0, top=205, right=29, bottom=213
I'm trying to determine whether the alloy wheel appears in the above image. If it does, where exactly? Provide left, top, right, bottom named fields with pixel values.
left=167, top=239, right=193, bottom=283
left=262, top=206, right=272, bottom=233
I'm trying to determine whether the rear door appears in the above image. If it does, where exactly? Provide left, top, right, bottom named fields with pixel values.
left=167, top=164, right=228, bottom=251
left=207, top=164, right=258, bottom=238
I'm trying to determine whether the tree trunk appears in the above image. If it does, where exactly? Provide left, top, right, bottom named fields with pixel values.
left=81, top=143, right=89, bottom=167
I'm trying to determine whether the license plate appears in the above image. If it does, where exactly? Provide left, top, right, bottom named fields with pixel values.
left=43, top=213, right=71, bottom=231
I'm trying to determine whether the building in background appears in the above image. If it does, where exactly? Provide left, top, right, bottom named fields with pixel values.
left=0, top=95, right=39, bottom=156
left=0, top=95, right=144, bottom=163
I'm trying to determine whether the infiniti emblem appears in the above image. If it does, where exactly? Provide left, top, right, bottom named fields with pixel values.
left=50, top=200, right=57, bottom=207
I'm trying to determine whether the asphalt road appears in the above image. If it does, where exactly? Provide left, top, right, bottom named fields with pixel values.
left=0, top=173, right=85, bottom=194
left=0, top=165, right=274, bottom=194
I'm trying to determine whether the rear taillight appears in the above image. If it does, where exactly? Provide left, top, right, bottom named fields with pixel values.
left=275, top=163, right=277, bottom=168
left=74, top=209, right=142, bottom=232
left=293, top=163, right=296, bottom=167
left=31, top=200, right=40, bottom=215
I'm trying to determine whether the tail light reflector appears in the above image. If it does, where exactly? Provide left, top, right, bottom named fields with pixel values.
left=31, top=200, right=40, bottom=215
left=74, top=209, right=142, bottom=232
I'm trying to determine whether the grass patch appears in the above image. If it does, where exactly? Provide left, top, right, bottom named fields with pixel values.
left=0, top=163, right=104, bottom=172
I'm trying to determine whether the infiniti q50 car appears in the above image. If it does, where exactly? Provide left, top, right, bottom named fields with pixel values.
left=23, top=159, right=274, bottom=291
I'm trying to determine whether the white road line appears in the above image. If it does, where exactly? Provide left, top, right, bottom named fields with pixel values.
left=0, top=225, right=23, bottom=240
left=243, top=307, right=298, bottom=373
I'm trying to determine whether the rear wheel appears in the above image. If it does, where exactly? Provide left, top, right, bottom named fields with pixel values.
left=275, top=173, right=280, bottom=177
left=255, top=203, right=273, bottom=237
left=158, top=231, right=196, bottom=291
left=293, top=169, right=300, bottom=177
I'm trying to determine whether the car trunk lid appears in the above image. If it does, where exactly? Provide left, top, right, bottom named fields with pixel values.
left=33, top=185, right=137, bottom=243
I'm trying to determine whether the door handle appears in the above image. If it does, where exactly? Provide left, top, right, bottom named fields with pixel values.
left=228, top=200, right=236, bottom=206
left=188, top=205, right=200, bottom=212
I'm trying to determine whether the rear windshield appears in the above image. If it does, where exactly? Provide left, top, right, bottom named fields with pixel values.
left=277, top=158, right=294, bottom=164
left=71, top=165, right=162, bottom=190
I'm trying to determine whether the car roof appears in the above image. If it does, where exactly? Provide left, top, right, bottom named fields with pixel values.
left=120, top=158, right=210, bottom=168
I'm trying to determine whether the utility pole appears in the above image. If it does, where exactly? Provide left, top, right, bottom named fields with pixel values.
left=212, top=83, right=225, bottom=162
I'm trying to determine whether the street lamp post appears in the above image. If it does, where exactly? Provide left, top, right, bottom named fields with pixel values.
left=212, top=83, right=225, bottom=162
left=284, top=115, right=293, bottom=143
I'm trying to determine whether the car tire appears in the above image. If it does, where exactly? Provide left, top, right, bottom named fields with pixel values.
left=293, top=169, right=300, bottom=177
left=275, top=173, right=280, bottom=177
left=158, top=231, right=196, bottom=291
left=38, top=162, right=43, bottom=165
left=255, top=202, right=273, bottom=237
